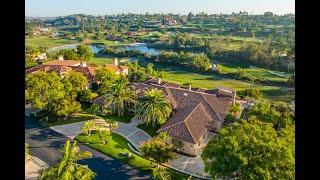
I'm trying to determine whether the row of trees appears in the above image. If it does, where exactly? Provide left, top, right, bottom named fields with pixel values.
left=47, top=45, right=94, bottom=61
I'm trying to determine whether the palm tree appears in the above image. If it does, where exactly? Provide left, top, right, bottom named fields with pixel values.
left=135, top=89, right=172, bottom=127
left=103, top=78, right=136, bottom=117
left=108, top=119, right=118, bottom=133
left=87, top=104, right=100, bottom=118
left=81, top=120, right=96, bottom=136
left=39, top=140, right=95, bottom=180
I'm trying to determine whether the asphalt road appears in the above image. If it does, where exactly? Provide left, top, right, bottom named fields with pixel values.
left=25, top=116, right=152, bottom=180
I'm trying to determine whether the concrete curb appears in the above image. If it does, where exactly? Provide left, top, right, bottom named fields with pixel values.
left=31, top=156, right=49, bottom=169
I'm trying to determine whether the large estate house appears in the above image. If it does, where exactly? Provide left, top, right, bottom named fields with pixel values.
left=25, top=57, right=128, bottom=88
left=91, top=78, right=236, bottom=156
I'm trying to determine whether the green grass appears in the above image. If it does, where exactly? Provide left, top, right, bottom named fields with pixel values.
left=25, top=36, right=78, bottom=48
left=150, top=63, right=294, bottom=102
left=76, top=132, right=190, bottom=179
left=137, top=123, right=159, bottom=137
left=217, top=61, right=291, bottom=82
left=89, top=56, right=114, bottom=65
left=89, top=55, right=130, bottom=65
left=35, top=110, right=96, bottom=127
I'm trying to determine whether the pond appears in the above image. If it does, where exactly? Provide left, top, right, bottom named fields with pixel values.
left=125, top=43, right=160, bottom=56
left=47, top=44, right=105, bottom=54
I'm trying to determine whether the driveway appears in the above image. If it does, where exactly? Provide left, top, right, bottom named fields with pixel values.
left=47, top=118, right=210, bottom=179
left=50, top=120, right=152, bottom=150
left=25, top=116, right=151, bottom=180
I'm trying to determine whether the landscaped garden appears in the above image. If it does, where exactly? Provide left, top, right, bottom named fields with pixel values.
left=76, top=131, right=189, bottom=179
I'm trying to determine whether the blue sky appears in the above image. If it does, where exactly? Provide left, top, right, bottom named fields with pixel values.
left=26, top=0, right=295, bottom=17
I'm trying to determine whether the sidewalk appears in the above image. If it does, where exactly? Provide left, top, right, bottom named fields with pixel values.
left=25, top=156, right=48, bottom=180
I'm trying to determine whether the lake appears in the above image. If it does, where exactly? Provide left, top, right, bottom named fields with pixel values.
left=47, top=44, right=105, bottom=54
left=47, top=43, right=160, bottom=56
left=125, top=43, right=160, bottom=55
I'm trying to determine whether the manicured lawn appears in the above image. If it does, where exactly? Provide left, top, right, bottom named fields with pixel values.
left=150, top=62, right=294, bottom=102
left=218, top=61, right=291, bottom=82
left=76, top=132, right=190, bottom=179
left=89, top=55, right=130, bottom=65
left=137, top=123, right=159, bottom=137
left=25, top=36, right=78, bottom=48
left=89, top=56, right=114, bottom=65
left=35, top=110, right=96, bottom=127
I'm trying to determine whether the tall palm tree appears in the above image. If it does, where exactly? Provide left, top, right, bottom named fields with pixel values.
left=135, top=89, right=172, bottom=127
left=40, top=140, right=95, bottom=180
left=103, top=78, right=136, bottom=117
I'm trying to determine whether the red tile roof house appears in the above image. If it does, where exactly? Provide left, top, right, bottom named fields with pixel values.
left=25, top=57, right=128, bottom=89
left=91, top=78, right=236, bottom=156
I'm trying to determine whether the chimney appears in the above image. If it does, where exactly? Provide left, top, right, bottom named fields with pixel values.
left=157, top=78, right=161, bottom=85
left=58, top=55, right=64, bottom=61
left=113, top=58, right=118, bottom=66
left=188, top=84, right=192, bottom=91
left=81, top=61, right=87, bottom=67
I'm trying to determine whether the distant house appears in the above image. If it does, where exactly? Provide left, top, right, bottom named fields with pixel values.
left=33, top=53, right=47, bottom=61
left=91, top=78, right=235, bottom=156
left=105, top=58, right=129, bottom=75
left=25, top=56, right=129, bottom=88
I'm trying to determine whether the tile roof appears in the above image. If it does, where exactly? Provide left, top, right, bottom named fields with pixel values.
left=105, top=64, right=128, bottom=73
left=91, top=79, right=235, bottom=144
left=25, top=64, right=97, bottom=83
left=159, top=103, right=212, bottom=144
left=44, top=60, right=81, bottom=66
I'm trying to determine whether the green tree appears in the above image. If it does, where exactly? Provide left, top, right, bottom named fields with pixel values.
left=81, top=120, right=97, bottom=136
left=77, top=89, right=97, bottom=102
left=51, top=98, right=81, bottom=119
left=63, top=71, right=88, bottom=91
left=135, top=89, right=172, bottom=127
left=152, top=166, right=170, bottom=180
left=229, top=103, right=241, bottom=116
left=146, top=63, right=154, bottom=75
left=95, top=68, right=119, bottom=94
left=87, top=104, right=100, bottom=118
left=25, top=55, right=37, bottom=68
left=76, top=45, right=93, bottom=61
left=245, top=101, right=293, bottom=131
left=243, top=88, right=262, bottom=100
left=108, top=119, right=118, bottom=133
left=40, top=140, right=95, bottom=180
left=25, top=72, right=65, bottom=110
left=103, top=78, right=136, bottom=117
left=201, top=119, right=294, bottom=179
left=140, top=133, right=176, bottom=168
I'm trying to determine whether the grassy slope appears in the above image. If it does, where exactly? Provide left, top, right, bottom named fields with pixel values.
left=25, top=37, right=78, bottom=48
left=217, top=61, right=291, bottom=82
left=151, top=63, right=294, bottom=102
